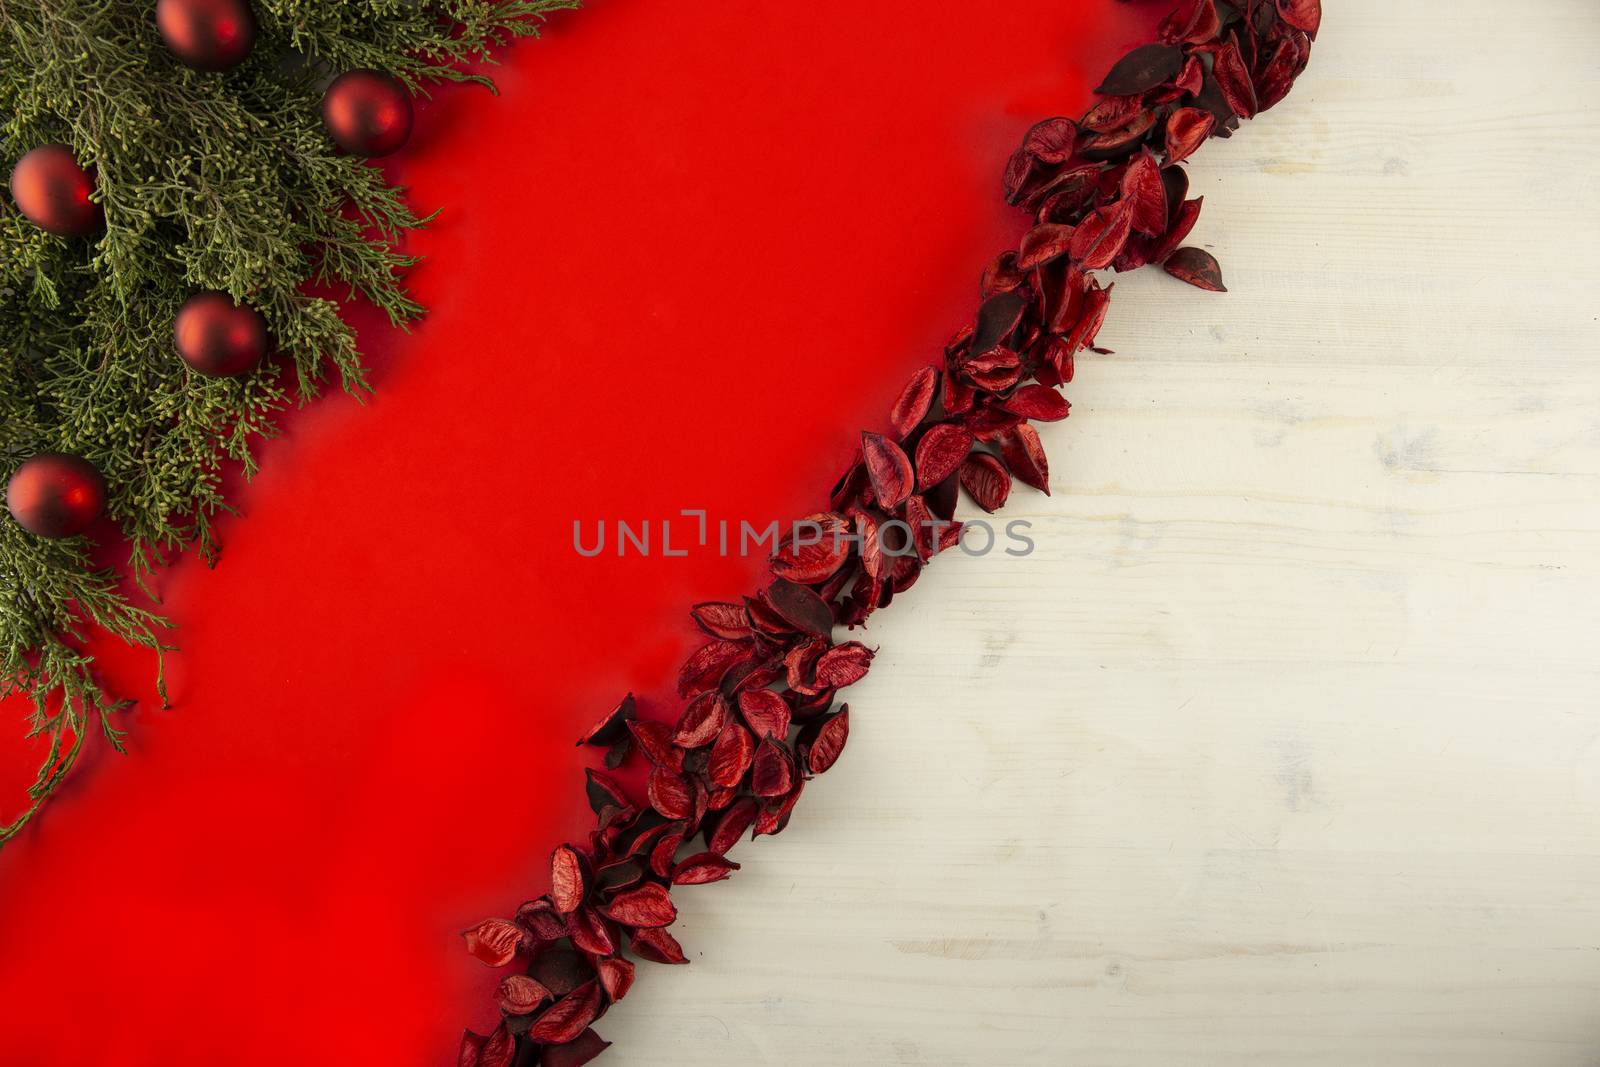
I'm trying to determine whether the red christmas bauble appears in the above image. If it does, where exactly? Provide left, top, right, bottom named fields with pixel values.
left=321, top=70, right=414, bottom=158
left=9, top=144, right=101, bottom=237
left=155, top=0, right=258, bottom=72
left=173, top=291, right=270, bottom=377
left=6, top=453, right=107, bottom=539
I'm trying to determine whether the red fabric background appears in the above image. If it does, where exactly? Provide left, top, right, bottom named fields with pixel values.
left=0, top=3, right=1155, bottom=1063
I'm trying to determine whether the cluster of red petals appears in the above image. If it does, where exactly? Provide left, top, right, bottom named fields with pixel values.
left=459, top=2, right=1319, bottom=1062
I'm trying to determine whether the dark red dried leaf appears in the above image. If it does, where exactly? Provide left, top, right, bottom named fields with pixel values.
left=1152, top=195, right=1203, bottom=262
left=806, top=708, right=850, bottom=775
left=458, top=1030, right=489, bottom=1067
left=960, top=452, right=1012, bottom=513
left=542, top=1030, right=612, bottom=1067
left=478, top=1025, right=515, bottom=1067
left=690, top=602, right=751, bottom=640
left=889, top=365, right=940, bottom=437
left=813, top=642, right=873, bottom=689
left=596, top=956, right=635, bottom=1003
left=981, top=251, right=1027, bottom=297
left=649, top=828, right=687, bottom=879
left=629, top=926, right=687, bottom=965
left=672, top=851, right=741, bottom=886
left=647, top=765, right=694, bottom=821
left=750, top=736, right=796, bottom=798
left=516, top=898, right=568, bottom=943
left=771, top=511, right=852, bottom=584
left=1160, top=0, right=1223, bottom=45
left=593, top=858, right=645, bottom=894
left=737, top=687, right=792, bottom=740
left=1256, top=32, right=1309, bottom=112
left=529, top=946, right=593, bottom=997
left=861, top=431, right=914, bottom=509
left=764, top=579, right=834, bottom=636
left=1017, top=222, right=1076, bottom=270
left=599, top=882, right=677, bottom=929
left=462, top=918, right=523, bottom=967
left=708, top=797, right=759, bottom=854
left=1080, top=93, right=1143, bottom=133
left=673, top=691, right=729, bottom=749
left=972, top=291, right=1026, bottom=352
left=576, top=692, right=635, bottom=749
left=1120, top=151, right=1167, bottom=236
left=1003, top=384, right=1070, bottom=422
left=709, top=719, right=755, bottom=788
left=496, top=974, right=551, bottom=1016
left=1095, top=43, right=1184, bottom=95
left=962, top=345, right=1023, bottom=393
left=1164, top=246, right=1227, bottom=291
left=1000, top=425, right=1051, bottom=494
left=754, top=780, right=804, bottom=838
left=583, top=768, right=629, bottom=815
left=528, top=981, right=601, bottom=1045
left=551, top=845, right=586, bottom=915
left=1277, top=0, right=1321, bottom=35
left=914, top=423, right=974, bottom=490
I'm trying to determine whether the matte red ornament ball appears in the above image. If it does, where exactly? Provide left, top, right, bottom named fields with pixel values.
left=174, top=291, right=271, bottom=377
left=6, top=454, right=107, bottom=539
left=9, top=144, right=101, bottom=237
left=155, top=0, right=258, bottom=72
left=321, top=70, right=414, bottom=158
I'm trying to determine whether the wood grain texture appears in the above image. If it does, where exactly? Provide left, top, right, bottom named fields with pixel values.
left=601, top=3, right=1600, bottom=1063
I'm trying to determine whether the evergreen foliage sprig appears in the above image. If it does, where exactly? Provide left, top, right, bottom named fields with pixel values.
left=0, top=0, right=577, bottom=845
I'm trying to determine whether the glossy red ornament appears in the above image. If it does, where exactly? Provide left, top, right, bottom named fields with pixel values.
left=155, top=0, right=258, bottom=72
left=6, top=454, right=107, bottom=539
left=173, top=291, right=270, bottom=377
left=321, top=70, right=414, bottom=157
left=9, top=145, right=101, bottom=237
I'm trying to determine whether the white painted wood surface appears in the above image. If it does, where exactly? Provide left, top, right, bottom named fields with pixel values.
left=603, top=3, right=1600, bottom=1063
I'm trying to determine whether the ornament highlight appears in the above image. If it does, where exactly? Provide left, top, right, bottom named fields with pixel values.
left=321, top=70, right=414, bottom=157
left=6, top=454, right=107, bottom=539
left=9, top=145, right=101, bottom=237
left=155, top=0, right=258, bottom=72
left=173, top=291, right=271, bottom=377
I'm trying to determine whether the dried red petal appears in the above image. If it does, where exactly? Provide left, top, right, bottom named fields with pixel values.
left=479, top=1025, right=515, bottom=1067
left=960, top=452, right=1012, bottom=513
left=913, top=422, right=974, bottom=490
left=737, top=687, right=792, bottom=740
left=1277, top=0, right=1321, bottom=35
left=599, top=882, right=677, bottom=929
left=673, top=691, right=729, bottom=749
left=1069, top=202, right=1133, bottom=271
left=1163, top=246, right=1227, bottom=291
left=462, top=918, right=523, bottom=967
left=1152, top=196, right=1202, bottom=263
left=805, top=708, right=850, bottom=775
left=703, top=720, right=749, bottom=788
left=583, top=768, right=629, bottom=814
left=690, top=601, right=751, bottom=640
left=528, top=981, right=601, bottom=1045
left=1119, top=151, right=1167, bottom=236
left=550, top=845, right=586, bottom=915
left=625, top=721, right=681, bottom=770
left=1021, top=116, right=1078, bottom=163
left=596, top=956, right=635, bottom=1003
left=1095, top=43, right=1184, bottom=96
left=529, top=946, right=593, bottom=997
left=1017, top=222, right=1076, bottom=270
left=708, top=797, right=759, bottom=854
left=566, top=905, right=616, bottom=956
left=649, top=828, right=687, bottom=879
left=764, top=579, right=834, bottom=636
left=771, top=511, right=852, bottom=584
left=516, top=898, right=568, bottom=943
left=860, top=431, right=914, bottom=509
left=750, top=736, right=795, bottom=798
left=889, top=365, right=939, bottom=438
left=495, top=974, right=552, bottom=1016
left=999, top=425, right=1051, bottom=494
left=1160, top=0, right=1221, bottom=46
left=677, top=639, right=749, bottom=698
left=647, top=765, right=694, bottom=821
left=576, top=692, right=635, bottom=749
left=1213, top=38, right=1259, bottom=120
left=672, top=851, right=741, bottom=886
left=458, top=1030, right=488, bottom=1067
left=629, top=926, right=687, bottom=965
left=1003, top=384, right=1070, bottom=422
left=542, top=1030, right=612, bottom=1067
left=813, top=642, right=873, bottom=689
